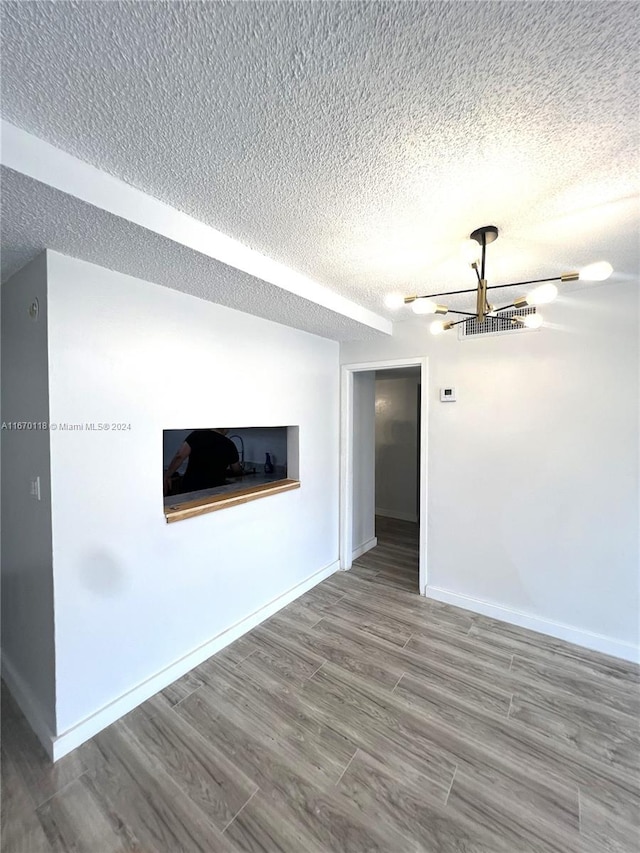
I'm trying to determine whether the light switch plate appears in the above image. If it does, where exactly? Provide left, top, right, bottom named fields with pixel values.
left=440, top=387, right=456, bottom=402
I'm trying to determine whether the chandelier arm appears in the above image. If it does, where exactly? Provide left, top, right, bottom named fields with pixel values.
left=447, top=310, right=477, bottom=316
left=493, top=303, right=516, bottom=312
left=472, top=262, right=482, bottom=283
left=485, top=275, right=564, bottom=292
left=418, top=286, right=479, bottom=299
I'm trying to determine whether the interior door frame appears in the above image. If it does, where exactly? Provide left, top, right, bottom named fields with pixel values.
left=339, top=356, right=429, bottom=595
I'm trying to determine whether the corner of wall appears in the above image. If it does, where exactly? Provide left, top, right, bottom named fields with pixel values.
left=1, top=251, right=57, bottom=747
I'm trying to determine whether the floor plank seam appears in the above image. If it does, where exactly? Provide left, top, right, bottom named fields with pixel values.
left=391, top=673, right=405, bottom=693
left=307, top=658, right=329, bottom=681
left=334, top=748, right=359, bottom=787
left=402, top=632, right=414, bottom=649
left=509, top=654, right=514, bottom=671
left=221, top=786, right=259, bottom=834
left=507, top=694, right=514, bottom=719
left=577, top=784, right=582, bottom=835
left=308, top=659, right=326, bottom=681
left=33, top=770, right=89, bottom=812
left=173, top=683, right=206, bottom=709
left=444, top=765, right=458, bottom=806
left=239, top=646, right=258, bottom=665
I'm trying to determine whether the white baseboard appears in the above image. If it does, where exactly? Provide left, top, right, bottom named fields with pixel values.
left=375, top=508, right=418, bottom=523
left=46, top=559, right=339, bottom=761
left=1, top=654, right=56, bottom=759
left=426, top=586, right=640, bottom=664
left=352, top=536, right=377, bottom=560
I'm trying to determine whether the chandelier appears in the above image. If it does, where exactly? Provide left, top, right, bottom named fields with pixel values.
left=384, top=225, right=613, bottom=335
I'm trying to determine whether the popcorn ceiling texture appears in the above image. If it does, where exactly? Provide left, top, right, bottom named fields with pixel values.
left=0, top=168, right=383, bottom=341
left=1, top=1, right=638, bottom=332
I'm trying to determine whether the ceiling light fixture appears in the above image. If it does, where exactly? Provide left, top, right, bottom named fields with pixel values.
left=386, top=225, right=612, bottom=335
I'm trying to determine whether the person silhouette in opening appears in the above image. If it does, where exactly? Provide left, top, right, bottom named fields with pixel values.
left=164, top=429, right=242, bottom=496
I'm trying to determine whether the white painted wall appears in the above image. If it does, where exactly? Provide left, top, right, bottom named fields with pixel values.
left=46, top=252, right=340, bottom=736
left=375, top=375, right=419, bottom=523
left=352, top=372, right=376, bottom=556
left=1, top=254, right=56, bottom=736
left=342, top=281, right=640, bottom=661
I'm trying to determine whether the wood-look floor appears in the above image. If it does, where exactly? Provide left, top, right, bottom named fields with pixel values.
left=2, top=517, right=639, bottom=852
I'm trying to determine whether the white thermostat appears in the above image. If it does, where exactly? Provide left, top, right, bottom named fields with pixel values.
left=440, top=387, right=456, bottom=402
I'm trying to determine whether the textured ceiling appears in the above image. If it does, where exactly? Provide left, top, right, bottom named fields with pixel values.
left=0, top=167, right=384, bottom=341
left=1, top=0, right=638, bottom=333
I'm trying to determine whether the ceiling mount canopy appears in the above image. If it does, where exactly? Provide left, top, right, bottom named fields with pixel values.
left=385, top=226, right=613, bottom=336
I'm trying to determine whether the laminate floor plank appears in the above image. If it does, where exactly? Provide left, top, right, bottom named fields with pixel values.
left=176, top=687, right=418, bottom=852
left=405, top=630, right=513, bottom=678
left=301, top=664, right=461, bottom=795
left=222, top=788, right=326, bottom=853
left=318, top=596, right=414, bottom=646
left=447, top=766, right=582, bottom=853
left=297, top=584, right=346, bottom=609
left=511, top=678, right=640, bottom=745
left=578, top=783, right=640, bottom=853
left=1, top=747, right=53, bottom=853
left=230, top=656, right=359, bottom=774
left=262, top=598, right=324, bottom=629
left=358, top=546, right=417, bottom=566
left=469, top=621, right=640, bottom=684
left=204, top=661, right=359, bottom=778
left=159, top=669, right=204, bottom=706
left=511, top=653, right=640, bottom=718
left=336, top=748, right=537, bottom=853
left=248, top=622, right=327, bottom=682
left=311, top=659, right=639, bottom=813
left=365, top=570, right=418, bottom=593
left=316, top=613, right=514, bottom=716
left=210, top=634, right=259, bottom=668
left=35, top=774, right=142, bottom=853
left=253, top=617, right=402, bottom=690
left=5, top=518, right=637, bottom=853
left=1, top=689, right=86, bottom=808
left=177, top=678, right=355, bottom=788
left=236, top=650, right=457, bottom=801
left=395, top=663, right=640, bottom=799
left=120, top=705, right=259, bottom=832
left=80, top=724, right=239, bottom=853
left=510, top=691, right=640, bottom=776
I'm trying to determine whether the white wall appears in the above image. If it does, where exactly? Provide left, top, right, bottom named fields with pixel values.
left=1, top=254, right=57, bottom=737
left=375, top=375, right=419, bottom=523
left=352, top=372, right=376, bottom=556
left=342, top=282, right=640, bottom=661
left=46, top=252, right=340, bottom=738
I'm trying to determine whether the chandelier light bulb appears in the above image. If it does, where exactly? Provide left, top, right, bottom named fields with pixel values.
left=412, top=299, right=438, bottom=315
left=461, top=239, right=481, bottom=265
left=579, top=261, right=613, bottom=281
left=384, top=293, right=405, bottom=310
left=527, top=283, right=558, bottom=305
left=430, top=320, right=446, bottom=335
left=523, top=313, right=544, bottom=329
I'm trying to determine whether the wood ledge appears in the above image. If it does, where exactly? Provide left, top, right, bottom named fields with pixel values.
left=165, top=479, right=300, bottom=523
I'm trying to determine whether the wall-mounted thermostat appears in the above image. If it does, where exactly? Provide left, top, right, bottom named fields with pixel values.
left=440, top=387, right=456, bottom=402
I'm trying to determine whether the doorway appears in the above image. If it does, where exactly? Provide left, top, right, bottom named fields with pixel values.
left=339, top=357, right=428, bottom=594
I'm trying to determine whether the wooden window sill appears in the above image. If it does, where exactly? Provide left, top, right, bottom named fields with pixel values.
left=164, top=479, right=300, bottom=523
